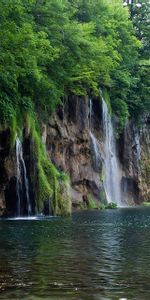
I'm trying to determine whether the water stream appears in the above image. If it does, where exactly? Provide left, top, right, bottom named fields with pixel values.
left=90, top=132, right=101, bottom=171
left=89, top=98, right=92, bottom=131
left=16, top=137, right=31, bottom=216
left=101, top=96, right=122, bottom=206
left=89, top=99, right=101, bottom=172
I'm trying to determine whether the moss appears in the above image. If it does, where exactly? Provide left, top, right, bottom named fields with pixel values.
left=28, top=117, right=71, bottom=216
left=0, top=115, right=22, bottom=149
left=87, top=194, right=97, bottom=209
left=24, top=113, right=36, bottom=136
left=1, top=112, right=71, bottom=216
left=102, top=89, right=112, bottom=116
left=106, top=202, right=117, bottom=209
left=143, top=202, right=150, bottom=207
left=56, top=182, right=71, bottom=216
left=145, top=164, right=150, bottom=181
left=100, top=164, right=105, bottom=182
left=79, top=202, right=85, bottom=210
left=37, top=163, right=53, bottom=211
left=99, top=190, right=107, bottom=205
left=98, top=202, right=106, bottom=210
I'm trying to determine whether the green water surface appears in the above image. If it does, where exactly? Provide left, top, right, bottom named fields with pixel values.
left=0, top=207, right=150, bottom=300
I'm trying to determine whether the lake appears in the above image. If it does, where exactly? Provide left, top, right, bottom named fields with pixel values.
left=0, top=207, right=150, bottom=300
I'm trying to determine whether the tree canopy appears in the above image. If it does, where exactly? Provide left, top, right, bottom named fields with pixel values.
left=0, top=0, right=149, bottom=131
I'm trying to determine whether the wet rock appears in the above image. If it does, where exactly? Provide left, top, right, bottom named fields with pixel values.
left=120, top=117, right=150, bottom=203
left=46, top=96, right=104, bottom=208
left=0, top=130, right=37, bottom=216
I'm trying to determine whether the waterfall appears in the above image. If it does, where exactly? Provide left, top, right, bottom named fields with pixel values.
left=102, top=97, right=123, bottom=206
left=16, top=137, right=31, bottom=216
left=16, top=138, right=21, bottom=216
left=89, top=98, right=92, bottom=131
left=134, top=130, right=141, bottom=161
left=90, top=132, right=101, bottom=171
left=88, top=98, right=101, bottom=171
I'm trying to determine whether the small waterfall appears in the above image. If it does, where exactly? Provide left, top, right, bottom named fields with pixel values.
left=16, top=138, right=21, bottom=216
left=89, top=98, right=92, bottom=130
left=90, top=132, right=101, bottom=171
left=102, top=97, right=122, bottom=206
left=88, top=98, right=101, bottom=172
left=16, top=137, right=31, bottom=216
left=134, top=130, right=141, bottom=161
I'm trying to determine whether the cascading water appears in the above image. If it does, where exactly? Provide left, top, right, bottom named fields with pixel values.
left=134, top=130, right=141, bottom=161
left=90, top=132, right=101, bottom=171
left=89, top=98, right=92, bottom=131
left=102, top=97, right=123, bottom=206
left=89, top=98, right=101, bottom=171
left=16, top=138, right=21, bottom=216
left=16, top=137, right=31, bottom=216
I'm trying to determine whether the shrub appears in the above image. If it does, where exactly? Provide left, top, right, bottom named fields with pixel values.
left=106, top=202, right=117, bottom=209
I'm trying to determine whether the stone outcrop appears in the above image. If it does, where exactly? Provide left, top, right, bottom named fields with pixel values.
left=46, top=97, right=150, bottom=207
left=46, top=96, right=104, bottom=208
left=120, top=116, right=150, bottom=204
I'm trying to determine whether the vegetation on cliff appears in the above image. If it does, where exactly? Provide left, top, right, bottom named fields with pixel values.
left=1, top=0, right=149, bottom=125
left=0, top=0, right=149, bottom=213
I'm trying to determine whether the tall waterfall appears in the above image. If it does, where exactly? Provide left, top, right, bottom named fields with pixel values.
left=16, top=137, right=31, bottom=216
left=102, top=98, right=122, bottom=206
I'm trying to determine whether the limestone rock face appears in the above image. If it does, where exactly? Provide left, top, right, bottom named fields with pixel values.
left=46, top=96, right=104, bottom=207
left=0, top=96, right=149, bottom=215
left=138, top=117, right=150, bottom=201
left=46, top=97, right=150, bottom=207
left=120, top=116, right=150, bottom=204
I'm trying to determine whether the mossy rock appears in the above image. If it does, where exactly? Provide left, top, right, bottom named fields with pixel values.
left=143, top=202, right=150, bottom=207
left=106, top=202, right=117, bottom=209
left=56, top=182, right=71, bottom=216
left=86, top=194, right=97, bottom=209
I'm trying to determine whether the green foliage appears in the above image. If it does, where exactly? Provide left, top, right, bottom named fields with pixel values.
left=99, top=191, right=107, bottom=205
left=0, top=0, right=149, bottom=214
left=128, top=59, right=150, bottom=121
left=86, top=194, right=107, bottom=210
left=26, top=116, right=71, bottom=216
left=98, top=202, right=106, bottom=210
left=131, top=0, right=150, bottom=59
left=37, top=162, right=53, bottom=211
left=106, top=202, right=117, bottom=209
left=126, top=0, right=150, bottom=122
left=0, top=0, right=145, bottom=129
left=100, top=165, right=105, bottom=182
left=143, top=202, right=150, bottom=207
left=57, top=182, right=71, bottom=216
left=112, top=99, right=129, bottom=134
left=87, top=194, right=97, bottom=209
left=102, top=89, right=112, bottom=115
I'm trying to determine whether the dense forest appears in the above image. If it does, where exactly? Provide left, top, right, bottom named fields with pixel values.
left=0, top=0, right=149, bottom=214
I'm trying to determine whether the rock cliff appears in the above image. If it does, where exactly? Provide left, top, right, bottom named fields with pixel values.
left=0, top=129, right=37, bottom=216
left=46, top=97, right=150, bottom=207
left=120, top=116, right=150, bottom=204
left=0, top=96, right=149, bottom=216
left=46, top=96, right=104, bottom=208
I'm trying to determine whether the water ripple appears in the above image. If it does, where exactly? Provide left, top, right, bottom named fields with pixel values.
left=0, top=208, right=150, bottom=299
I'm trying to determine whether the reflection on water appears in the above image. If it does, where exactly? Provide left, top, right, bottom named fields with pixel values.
left=0, top=208, right=150, bottom=300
